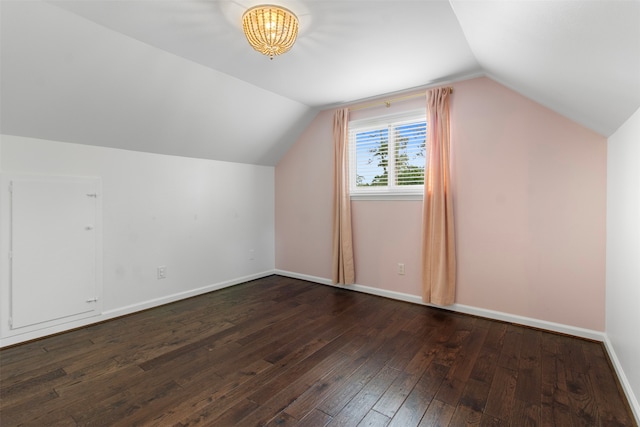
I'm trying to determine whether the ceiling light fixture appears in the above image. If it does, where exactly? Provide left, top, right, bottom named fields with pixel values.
left=242, top=4, right=299, bottom=59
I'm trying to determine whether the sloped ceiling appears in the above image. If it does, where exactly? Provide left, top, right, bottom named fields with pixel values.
left=1, top=0, right=639, bottom=166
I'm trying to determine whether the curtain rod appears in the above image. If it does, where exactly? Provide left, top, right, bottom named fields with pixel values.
left=349, top=86, right=453, bottom=112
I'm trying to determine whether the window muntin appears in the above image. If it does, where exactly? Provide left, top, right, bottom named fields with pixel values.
left=349, top=110, right=427, bottom=197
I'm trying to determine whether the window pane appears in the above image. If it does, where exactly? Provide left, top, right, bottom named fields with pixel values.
left=355, top=128, right=389, bottom=187
left=348, top=109, right=426, bottom=196
left=394, top=121, right=426, bottom=186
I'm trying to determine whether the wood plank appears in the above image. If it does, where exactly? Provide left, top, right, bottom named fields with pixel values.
left=434, top=323, right=489, bottom=406
left=480, top=414, right=508, bottom=427
left=373, top=371, right=420, bottom=419
left=327, top=365, right=400, bottom=426
left=313, top=356, right=387, bottom=417
left=372, top=340, right=437, bottom=418
left=316, top=312, right=420, bottom=418
left=458, top=377, right=491, bottom=413
left=0, top=367, right=67, bottom=407
left=296, top=408, right=333, bottom=426
left=204, top=397, right=259, bottom=426
left=0, top=388, right=62, bottom=426
left=449, top=403, right=483, bottom=426
left=515, top=328, right=542, bottom=406
left=234, top=349, right=354, bottom=426
left=484, top=366, right=517, bottom=423
left=510, top=398, right=540, bottom=426
left=141, top=357, right=272, bottom=426
left=283, top=354, right=370, bottom=420
left=469, top=339, right=501, bottom=385
left=496, top=325, right=523, bottom=371
left=357, top=410, right=391, bottom=427
left=265, top=411, right=298, bottom=427
left=565, top=368, right=599, bottom=426
left=418, top=399, right=455, bottom=427
left=582, top=341, right=636, bottom=425
left=245, top=330, right=360, bottom=407
left=387, top=362, right=448, bottom=427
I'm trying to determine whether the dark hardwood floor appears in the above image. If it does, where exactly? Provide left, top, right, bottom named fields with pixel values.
left=0, top=275, right=636, bottom=426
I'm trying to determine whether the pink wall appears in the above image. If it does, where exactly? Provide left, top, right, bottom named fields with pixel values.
left=275, top=77, right=607, bottom=331
left=275, top=111, right=334, bottom=278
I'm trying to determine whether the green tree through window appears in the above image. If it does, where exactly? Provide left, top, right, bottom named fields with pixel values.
left=350, top=111, right=426, bottom=196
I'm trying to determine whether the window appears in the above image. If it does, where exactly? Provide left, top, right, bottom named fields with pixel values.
left=349, top=110, right=427, bottom=199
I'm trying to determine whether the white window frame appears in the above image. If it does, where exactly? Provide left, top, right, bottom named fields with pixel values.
left=348, top=109, right=427, bottom=200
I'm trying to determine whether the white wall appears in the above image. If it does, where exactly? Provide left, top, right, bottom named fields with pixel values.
left=606, top=107, right=640, bottom=421
left=0, top=135, right=275, bottom=346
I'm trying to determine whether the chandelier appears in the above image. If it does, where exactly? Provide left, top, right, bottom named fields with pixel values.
left=242, top=5, right=299, bottom=59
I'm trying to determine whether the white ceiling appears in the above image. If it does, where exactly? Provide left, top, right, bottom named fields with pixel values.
left=1, top=0, right=639, bottom=166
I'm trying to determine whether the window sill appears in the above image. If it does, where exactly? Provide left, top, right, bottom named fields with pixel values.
left=350, top=193, right=423, bottom=201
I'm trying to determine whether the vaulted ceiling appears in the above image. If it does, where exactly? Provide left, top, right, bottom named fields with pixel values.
left=1, top=1, right=639, bottom=166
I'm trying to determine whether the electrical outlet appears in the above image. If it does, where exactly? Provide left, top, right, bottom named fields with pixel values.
left=157, top=266, right=167, bottom=280
left=397, top=263, right=405, bottom=275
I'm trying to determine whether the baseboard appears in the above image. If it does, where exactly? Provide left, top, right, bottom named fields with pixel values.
left=273, top=269, right=605, bottom=341
left=450, top=304, right=605, bottom=342
left=275, top=270, right=333, bottom=286
left=603, top=336, right=640, bottom=424
left=0, top=270, right=275, bottom=348
left=101, top=270, right=276, bottom=320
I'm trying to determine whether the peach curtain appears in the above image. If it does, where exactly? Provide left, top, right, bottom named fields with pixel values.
left=332, top=108, right=355, bottom=285
left=422, top=88, right=456, bottom=305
